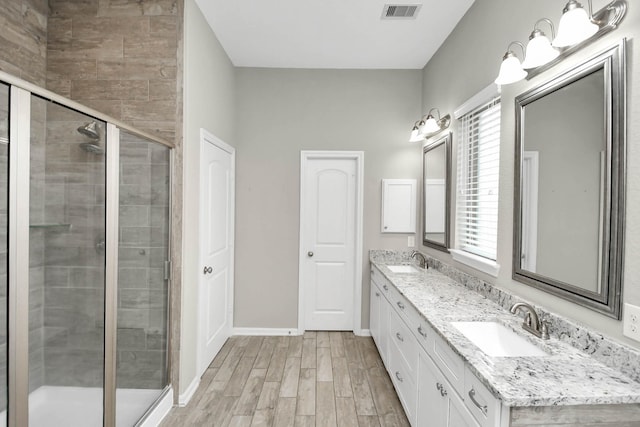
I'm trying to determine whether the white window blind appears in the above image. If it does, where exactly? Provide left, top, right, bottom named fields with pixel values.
left=456, top=96, right=501, bottom=260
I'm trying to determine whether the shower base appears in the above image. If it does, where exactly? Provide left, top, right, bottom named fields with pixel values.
left=0, top=386, right=163, bottom=427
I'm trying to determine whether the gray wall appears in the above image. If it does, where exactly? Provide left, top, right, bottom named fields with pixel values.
left=419, top=0, right=640, bottom=349
left=180, top=0, right=236, bottom=395
left=234, top=68, right=422, bottom=329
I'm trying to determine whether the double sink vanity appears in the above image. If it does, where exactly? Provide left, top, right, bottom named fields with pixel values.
left=369, top=250, right=640, bottom=427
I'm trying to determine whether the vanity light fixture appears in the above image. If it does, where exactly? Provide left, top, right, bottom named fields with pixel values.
left=418, top=108, right=451, bottom=138
left=409, top=121, right=424, bottom=143
left=409, top=109, right=451, bottom=142
left=494, top=42, right=527, bottom=86
left=521, top=19, right=559, bottom=69
left=552, top=0, right=598, bottom=48
left=494, top=1, right=626, bottom=83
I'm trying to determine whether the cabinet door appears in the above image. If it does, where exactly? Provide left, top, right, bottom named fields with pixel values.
left=381, top=179, right=417, bottom=233
left=418, top=353, right=448, bottom=426
left=418, top=353, right=479, bottom=427
left=370, top=281, right=381, bottom=346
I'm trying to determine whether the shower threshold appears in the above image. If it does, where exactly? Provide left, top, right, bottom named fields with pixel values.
left=0, top=386, right=162, bottom=427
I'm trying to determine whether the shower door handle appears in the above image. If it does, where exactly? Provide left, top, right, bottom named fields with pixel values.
left=203, top=266, right=213, bottom=274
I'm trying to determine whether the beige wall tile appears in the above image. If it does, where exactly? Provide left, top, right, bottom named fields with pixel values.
left=71, top=80, right=149, bottom=101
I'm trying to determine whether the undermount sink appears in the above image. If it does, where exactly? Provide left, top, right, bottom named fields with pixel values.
left=451, top=321, right=548, bottom=358
left=387, top=265, right=420, bottom=273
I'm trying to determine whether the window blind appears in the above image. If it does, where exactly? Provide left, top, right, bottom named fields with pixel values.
left=456, top=96, right=501, bottom=260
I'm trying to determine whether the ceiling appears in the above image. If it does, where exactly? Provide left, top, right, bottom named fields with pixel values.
left=194, top=0, right=475, bottom=69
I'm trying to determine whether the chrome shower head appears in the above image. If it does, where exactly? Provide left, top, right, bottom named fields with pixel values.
left=79, top=142, right=105, bottom=155
left=77, top=121, right=100, bottom=140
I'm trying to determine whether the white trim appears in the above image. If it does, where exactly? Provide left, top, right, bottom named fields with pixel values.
left=298, top=151, right=365, bottom=336
left=354, top=329, right=371, bottom=337
left=196, top=128, right=236, bottom=379
left=178, top=377, right=200, bottom=407
left=454, top=83, right=500, bottom=119
left=450, top=249, right=500, bottom=277
left=233, top=328, right=302, bottom=336
left=139, top=388, right=174, bottom=427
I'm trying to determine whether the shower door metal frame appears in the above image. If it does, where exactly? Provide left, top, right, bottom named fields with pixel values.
left=1, top=71, right=176, bottom=427
left=104, top=123, right=120, bottom=427
left=8, top=84, right=31, bottom=427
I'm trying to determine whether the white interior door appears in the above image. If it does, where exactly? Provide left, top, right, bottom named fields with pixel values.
left=198, top=130, right=234, bottom=375
left=299, top=152, right=363, bottom=331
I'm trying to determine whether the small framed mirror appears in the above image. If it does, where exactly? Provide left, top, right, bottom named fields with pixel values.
left=513, top=40, right=626, bottom=318
left=423, top=132, right=451, bottom=251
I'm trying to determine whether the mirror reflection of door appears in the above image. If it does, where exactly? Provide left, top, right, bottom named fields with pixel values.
left=423, top=133, right=451, bottom=251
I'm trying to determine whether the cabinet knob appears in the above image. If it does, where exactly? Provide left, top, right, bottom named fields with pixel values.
left=436, top=382, right=447, bottom=397
left=396, top=301, right=405, bottom=310
left=203, top=266, right=213, bottom=274
left=375, top=292, right=380, bottom=297
left=417, top=326, right=427, bottom=338
left=395, top=371, right=403, bottom=382
left=307, top=251, right=314, bottom=257
left=383, top=285, right=389, bottom=291
left=395, top=332, right=403, bottom=342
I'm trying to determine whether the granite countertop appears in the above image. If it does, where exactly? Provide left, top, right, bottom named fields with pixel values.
left=370, top=258, right=640, bottom=407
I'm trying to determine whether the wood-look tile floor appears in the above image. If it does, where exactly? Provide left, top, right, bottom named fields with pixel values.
left=162, top=332, right=411, bottom=427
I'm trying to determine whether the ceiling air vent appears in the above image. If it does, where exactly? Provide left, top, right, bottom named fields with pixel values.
left=381, top=4, right=421, bottom=19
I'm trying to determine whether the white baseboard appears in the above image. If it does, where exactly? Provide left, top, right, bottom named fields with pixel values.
left=233, top=327, right=301, bottom=336
left=354, top=329, right=371, bottom=337
left=178, top=376, right=200, bottom=407
left=140, top=387, right=174, bottom=427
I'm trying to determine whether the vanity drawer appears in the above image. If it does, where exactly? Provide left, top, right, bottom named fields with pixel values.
left=463, top=366, right=501, bottom=427
left=389, top=287, right=413, bottom=324
left=403, top=299, right=433, bottom=351
left=430, top=332, right=465, bottom=395
left=388, top=336, right=417, bottom=424
left=388, top=307, right=419, bottom=377
left=371, top=267, right=393, bottom=298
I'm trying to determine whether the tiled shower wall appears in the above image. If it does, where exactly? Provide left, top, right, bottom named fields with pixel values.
left=44, top=0, right=181, bottom=390
left=0, top=0, right=48, bottom=86
left=46, top=0, right=179, bottom=142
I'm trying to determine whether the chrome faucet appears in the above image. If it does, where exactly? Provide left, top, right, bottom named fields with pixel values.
left=509, top=302, right=549, bottom=340
left=410, top=250, right=428, bottom=269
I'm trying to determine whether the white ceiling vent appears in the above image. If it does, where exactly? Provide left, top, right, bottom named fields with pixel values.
left=381, top=4, right=421, bottom=19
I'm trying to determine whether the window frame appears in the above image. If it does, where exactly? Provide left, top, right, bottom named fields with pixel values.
left=451, top=84, right=502, bottom=277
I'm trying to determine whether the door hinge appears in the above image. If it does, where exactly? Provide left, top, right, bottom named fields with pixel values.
left=164, top=261, right=172, bottom=281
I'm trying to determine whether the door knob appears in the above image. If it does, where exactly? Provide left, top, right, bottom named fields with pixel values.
left=203, top=266, right=213, bottom=274
left=307, top=251, right=314, bottom=257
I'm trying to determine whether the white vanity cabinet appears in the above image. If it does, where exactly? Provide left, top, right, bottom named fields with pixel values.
left=370, top=265, right=504, bottom=427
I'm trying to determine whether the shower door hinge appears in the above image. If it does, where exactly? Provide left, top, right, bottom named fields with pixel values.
left=164, top=261, right=172, bottom=281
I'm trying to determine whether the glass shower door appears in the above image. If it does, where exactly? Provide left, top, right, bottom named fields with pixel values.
left=0, top=83, right=8, bottom=426
left=116, top=129, right=170, bottom=426
left=28, top=96, right=107, bottom=426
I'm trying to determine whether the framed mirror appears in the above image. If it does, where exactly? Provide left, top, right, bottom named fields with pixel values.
left=513, top=40, right=626, bottom=319
left=423, top=132, right=451, bottom=251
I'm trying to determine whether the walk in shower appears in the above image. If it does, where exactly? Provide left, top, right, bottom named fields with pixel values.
left=1, top=72, right=173, bottom=426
